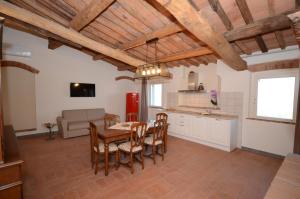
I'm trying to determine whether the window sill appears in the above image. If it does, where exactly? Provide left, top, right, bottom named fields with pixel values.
left=246, top=117, right=296, bottom=125
left=148, top=106, right=164, bottom=110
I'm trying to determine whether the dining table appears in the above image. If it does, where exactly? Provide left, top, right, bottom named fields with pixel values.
left=98, top=121, right=156, bottom=176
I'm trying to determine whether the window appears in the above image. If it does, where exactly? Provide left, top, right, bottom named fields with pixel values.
left=249, top=69, right=299, bottom=122
left=256, top=77, right=296, bottom=120
left=149, top=84, right=162, bottom=107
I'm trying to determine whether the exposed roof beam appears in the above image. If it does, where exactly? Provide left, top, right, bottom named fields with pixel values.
left=208, top=0, right=251, bottom=55
left=69, top=0, right=115, bottom=31
left=5, top=19, right=82, bottom=50
left=235, top=0, right=268, bottom=53
left=151, top=0, right=246, bottom=70
left=0, top=1, right=144, bottom=67
left=208, top=0, right=233, bottom=30
left=248, top=59, right=299, bottom=72
left=48, top=39, right=63, bottom=50
left=287, top=11, right=300, bottom=46
left=224, top=14, right=291, bottom=41
left=93, top=54, right=106, bottom=61
left=121, top=24, right=183, bottom=50
left=154, top=47, right=213, bottom=63
left=268, top=0, right=286, bottom=49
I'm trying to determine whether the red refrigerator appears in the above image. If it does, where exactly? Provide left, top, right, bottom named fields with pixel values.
left=126, top=93, right=139, bottom=121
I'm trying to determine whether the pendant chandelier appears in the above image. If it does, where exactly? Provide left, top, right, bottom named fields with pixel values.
left=134, top=38, right=171, bottom=79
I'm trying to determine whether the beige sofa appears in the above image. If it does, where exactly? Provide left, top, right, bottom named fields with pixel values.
left=57, top=108, right=107, bottom=138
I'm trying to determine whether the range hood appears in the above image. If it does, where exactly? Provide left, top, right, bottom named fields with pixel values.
left=178, top=71, right=206, bottom=93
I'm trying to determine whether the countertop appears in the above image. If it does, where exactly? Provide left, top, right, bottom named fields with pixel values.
left=164, top=108, right=238, bottom=120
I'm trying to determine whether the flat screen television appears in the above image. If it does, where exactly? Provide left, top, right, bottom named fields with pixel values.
left=70, top=83, right=95, bottom=97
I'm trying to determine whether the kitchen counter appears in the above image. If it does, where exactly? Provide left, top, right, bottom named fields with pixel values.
left=165, top=108, right=238, bottom=120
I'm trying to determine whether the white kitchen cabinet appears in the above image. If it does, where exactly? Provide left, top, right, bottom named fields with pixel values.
left=167, top=112, right=237, bottom=152
left=210, top=118, right=231, bottom=146
left=190, top=116, right=208, bottom=141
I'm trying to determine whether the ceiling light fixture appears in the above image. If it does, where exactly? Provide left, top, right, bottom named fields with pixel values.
left=134, top=38, right=172, bottom=79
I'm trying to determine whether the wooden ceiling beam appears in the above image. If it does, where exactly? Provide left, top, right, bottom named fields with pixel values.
left=235, top=0, right=268, bottom=52
left=0, top=1, right=144, bottom=67
left=287, top=11, right=300, bottom=46
left=121, top=24, right=183, bottom=50
left=93, top=54, right=106, bottom=61
left=5, top=19, right=82, bottom=50
left=48, top=39, right=63, bottom=50
left=248, top=59, right=299, bottom=72
left=69, top=0, right=115, bottom=31
left=224, top=14, right=291, bottom=41
left=151, top=0, right=246, bottom=70
left=155, top=47, right=213, bottom=63
left=208, top=0, right=233, bottom=30
left=208, top=0, right=251, bottom=55
left=267, top=0, right=286, bottom=49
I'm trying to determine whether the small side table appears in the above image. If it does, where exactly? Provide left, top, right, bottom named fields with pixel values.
left=44, top=123, right=57, bottom=140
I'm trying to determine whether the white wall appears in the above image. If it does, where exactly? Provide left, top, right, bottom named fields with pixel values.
left=2, top=67, right=36, bottom=131
left=3, top=27, right=136, bottom=135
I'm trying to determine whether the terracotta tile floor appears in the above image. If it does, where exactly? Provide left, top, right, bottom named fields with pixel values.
left=19, top=135, right=282, bottom=199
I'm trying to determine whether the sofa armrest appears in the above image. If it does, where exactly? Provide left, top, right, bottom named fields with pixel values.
left=57, top=117, right=69, bottom=138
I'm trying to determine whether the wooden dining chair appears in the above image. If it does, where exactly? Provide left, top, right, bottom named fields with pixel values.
left=118, top=122, right=147, bottom=174
left=126, top=112, right=138, bottom=122
left=144, top=119, right=167, bottom=164
left=156, top=113, right=168, bottom=153
left=89, top=122, right=119, bottom=174
left=156, top=113, right=168, bottom=122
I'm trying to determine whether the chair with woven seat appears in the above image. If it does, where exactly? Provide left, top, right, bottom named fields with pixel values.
left=118, top=122, right=147, bottom=174
left=156, top=113, right=168, bottom=153
left=126, top=112, right=138, bottom=122
left=144, top=119, right=167, bottom=164
left=156, top=113, right=168, bottom=121
left=89, top=122, right=119, bottom=174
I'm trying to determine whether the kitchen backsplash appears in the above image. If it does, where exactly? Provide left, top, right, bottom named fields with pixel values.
left=166, top=91, right=243, bottom=116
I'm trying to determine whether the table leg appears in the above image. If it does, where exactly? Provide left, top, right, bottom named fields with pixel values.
left=164, top=132, right=167, bottom=153
left=104, top=143, right=109, bottom=176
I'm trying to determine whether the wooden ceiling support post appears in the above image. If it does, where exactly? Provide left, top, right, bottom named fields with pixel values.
left=236, top=0, right=268, bottom=53
left=150, top=0, right=247, bottom=70
left=0, top=18, right=4, bottom=163
left=288, top=12, right=300, bottom=154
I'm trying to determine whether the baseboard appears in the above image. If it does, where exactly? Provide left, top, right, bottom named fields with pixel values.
left=15, top=128, right=37, bottom=133
left=241, top=146, right=284, bottom=159
left=17, top=131, right=59, bottom=139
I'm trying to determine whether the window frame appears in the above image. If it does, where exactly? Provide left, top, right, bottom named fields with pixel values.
left=249, top=69, right=299, bottom=123
left=148, top=83, right=163, bottom=108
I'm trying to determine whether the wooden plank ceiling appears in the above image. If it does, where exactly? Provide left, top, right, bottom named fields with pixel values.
left=1, top=0, right=298, bottom=71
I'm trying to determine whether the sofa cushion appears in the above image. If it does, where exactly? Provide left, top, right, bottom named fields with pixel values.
left=68, top=121, right=89, bottom=131
left=87, top=108, right=105, bottom=121
left=63, top=109, right=88, bottom=122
